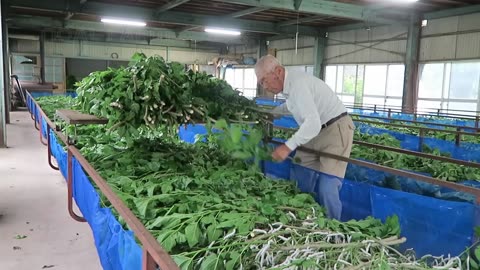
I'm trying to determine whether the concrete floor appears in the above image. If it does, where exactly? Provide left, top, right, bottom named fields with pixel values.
left=0, top=112, right=101, bottom=270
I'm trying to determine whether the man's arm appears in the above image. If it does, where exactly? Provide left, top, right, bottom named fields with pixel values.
left=284, top=91, right=322, bottom=151
left=270, top=103, right=290, bottom=118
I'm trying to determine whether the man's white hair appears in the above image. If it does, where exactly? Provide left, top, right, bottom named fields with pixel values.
left=255, top=55, right=282, bottom=77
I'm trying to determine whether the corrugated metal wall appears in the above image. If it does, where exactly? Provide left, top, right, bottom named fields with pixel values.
left=420, top=13, right=480, bottom=61
left=11, top=39, right=219, bottom=64
left=232, top=42, right=258, bottom=59
left=265, top=12, right=480, bottom=66
left=269, top=36, right=314, bottom=65
left=325, top=25, right=407, bottom=64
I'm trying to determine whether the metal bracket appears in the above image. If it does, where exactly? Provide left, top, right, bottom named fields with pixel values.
left=67, top=149, right=86, bottom=223
left=46, top=125, right=59, bottom=171
left=294, top=0, right=303, bottom=11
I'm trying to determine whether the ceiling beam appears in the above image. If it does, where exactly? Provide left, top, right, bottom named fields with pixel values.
left=177, top=7, right=269, bottom=33
left=7, top=16, right=251, bottom=44
left=156, top=0, right=190, bottom=15
left=221, top=0, right=408, bottom=25
left=9, top=0, right=319, bottom=35
left=228, top=7, right=269, bottom=18
left=423, top=4, right=480, bottom=20
left=277, top=15, right=326, bottom=27
left=327, top=22, right=384, bottom=32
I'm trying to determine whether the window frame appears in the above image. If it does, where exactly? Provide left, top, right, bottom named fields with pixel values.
left=324, top=63, right=405, bottom=109
left=417, top=60, right=480, bottom=114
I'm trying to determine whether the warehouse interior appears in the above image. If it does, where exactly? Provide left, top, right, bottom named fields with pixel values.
left=1, top=0, right=480, bottom=269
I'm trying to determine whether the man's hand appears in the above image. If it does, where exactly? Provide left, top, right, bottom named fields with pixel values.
left=272, top=144, right=292, bottom=162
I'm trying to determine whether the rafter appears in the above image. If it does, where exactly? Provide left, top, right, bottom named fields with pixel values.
left=277, top=15, right=326, bottom=27
left=177, top=7, right=269, bottom=33
left=221, top=0, right=408, bottom=25
left=156, top=0, right=190, bottom=15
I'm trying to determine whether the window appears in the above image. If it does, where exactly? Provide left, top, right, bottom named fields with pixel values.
left=449, top=62, right=480, bottom=100
left=386, top=65, right=405, bottom=97
left=325, top=63, right=404, bottom=108
left=325, top=66, right=337, bottom=91
left=12, top=55, right=39, bottom=82
left=224, top=67, right=257, bottom=99
left=45, top=57, right=65, bottom=83
left=417, top=61, right=480, bottom=114
left=364, top=65, right=387, bottom=96
left=418, top=63, right=444, bottom=99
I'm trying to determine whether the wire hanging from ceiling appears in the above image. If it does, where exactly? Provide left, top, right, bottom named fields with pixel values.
left=295, top=12, right=299, bottom=55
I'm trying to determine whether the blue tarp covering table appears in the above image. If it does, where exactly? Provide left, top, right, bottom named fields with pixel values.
left=41, top=101, right=142, bottom=270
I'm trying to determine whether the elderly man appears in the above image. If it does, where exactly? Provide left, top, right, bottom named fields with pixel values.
left=255, top=55, right=354, bottom=220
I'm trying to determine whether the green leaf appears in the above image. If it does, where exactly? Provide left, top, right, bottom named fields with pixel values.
left=156, top=231, right=176, bottom=252
left=207, top=223, right=223, bottom=243
left=474, top=226, right=480, bottom=237
left=231, top=151, right=252, bottom=160
left=230, top=125, right=243, bottom=144
left=199, top=254, right=218, bottom=270
left=225, top=251, right=241, bottom=270
left=184, top=223, right=201, bottom=248
left=147, top=215, right=182, bottom=230
left=135, top=198, right=153, bottom=218
left=260, top=204, right=275, bottom=215
left=147, top=184, right=159, bottom=197
left=175, top=232, right=187, bottom=245
left=172, top=255, right=192, bottom=270
left=201, top=214, right=215, bottom=225
left=161, top=182, right=174, bottom=194
left=213, top=119, right=228, bottom=130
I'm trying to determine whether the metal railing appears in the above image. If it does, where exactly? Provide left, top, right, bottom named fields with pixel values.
left=254, top=96, right=480, bottom=122
left=268, top=121, right=480, bottom=203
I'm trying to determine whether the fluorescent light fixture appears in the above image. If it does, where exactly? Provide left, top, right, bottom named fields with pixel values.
left=205, top=28, right=241, bottom=36
left=421, top=19, right=428, bottom=27
left=101, top=18, right=146, bottom=27
left=385, top=0, right=418, bottom=4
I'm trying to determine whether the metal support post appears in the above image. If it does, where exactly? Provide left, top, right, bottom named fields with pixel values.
left=402, top=14, right=421, bottom=113
left=313, top=34, right=327, bottom=80
left=418, top=128, right=424, bottom=151
left=0, top=0, right=6, bottom=147
left=455, top=127, right=461, bottom=146
left=40, top=32, right=45, bottom=84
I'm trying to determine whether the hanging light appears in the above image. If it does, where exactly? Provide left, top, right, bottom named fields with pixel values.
left=101, top=18, right=146, bottom=27
left=205, top=28, right=241, bottom=36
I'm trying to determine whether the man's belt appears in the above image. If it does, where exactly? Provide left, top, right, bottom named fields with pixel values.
left=321, top=112, right=348, bottom=129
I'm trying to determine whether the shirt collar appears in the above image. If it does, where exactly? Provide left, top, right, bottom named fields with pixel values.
left=282, top=69, right=290, bottom=96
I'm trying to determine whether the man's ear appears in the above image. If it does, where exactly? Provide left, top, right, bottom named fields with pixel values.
left=274, top=66, right=282, bottom=76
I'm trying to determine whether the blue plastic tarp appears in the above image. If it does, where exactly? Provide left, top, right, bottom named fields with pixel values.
left=30, top=91, right=78, bottom=98
left=73, top=158, right=142, bottom=270
left=48, top=128, right=142, bottom=270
